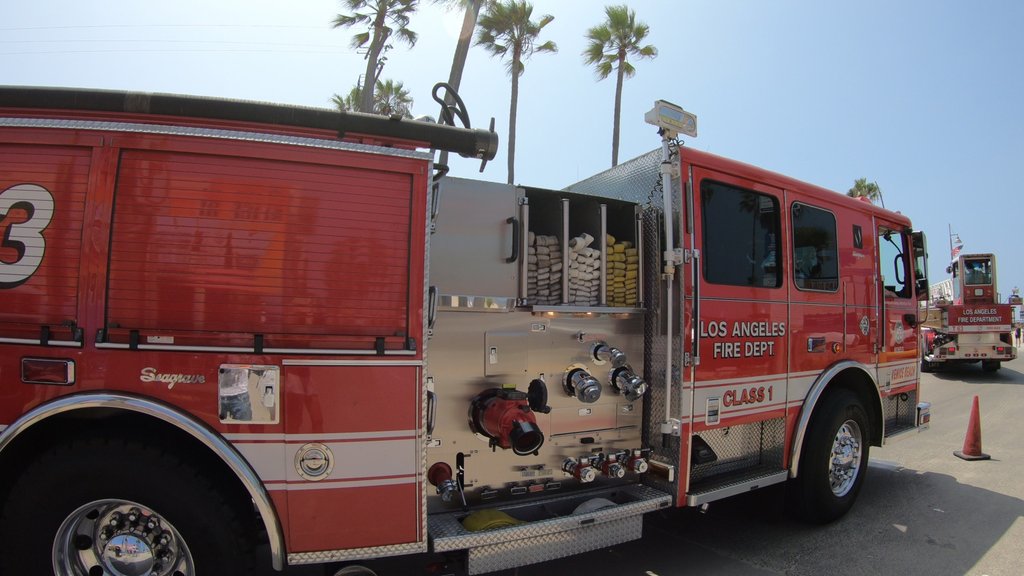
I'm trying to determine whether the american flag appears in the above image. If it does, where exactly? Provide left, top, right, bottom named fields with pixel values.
left=951, top=243, right=962, bottom=259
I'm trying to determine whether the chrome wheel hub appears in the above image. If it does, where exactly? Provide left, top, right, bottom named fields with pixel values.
left=828, top=420, right=862, bottom=497
left=54, top=500, right=193, bottom=576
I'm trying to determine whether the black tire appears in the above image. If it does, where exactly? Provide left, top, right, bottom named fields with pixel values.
left=982, top=360, right=1001, bottom=372
left=0, top=435, right=256, bottom=575
left=791, top=389, right=870, bottom=523
left=921, top=358, right=934, bottom=373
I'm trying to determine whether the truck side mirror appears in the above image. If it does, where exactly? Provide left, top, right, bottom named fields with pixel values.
left=912, top=231, right=928, bottom=301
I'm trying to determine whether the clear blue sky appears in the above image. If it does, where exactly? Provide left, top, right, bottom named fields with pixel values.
left=4, top=0, right=1023, bottom=301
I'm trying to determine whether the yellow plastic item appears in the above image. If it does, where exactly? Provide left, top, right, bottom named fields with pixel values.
left=461, top=509, right=525, bottom=532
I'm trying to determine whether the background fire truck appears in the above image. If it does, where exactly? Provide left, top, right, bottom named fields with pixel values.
left=921, top=253, right=1016, bottom=372
left=0, top=87, right=930, bottom=576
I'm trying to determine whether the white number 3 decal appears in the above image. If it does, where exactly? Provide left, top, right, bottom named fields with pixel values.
left=1, top=184, right=55, bottom=288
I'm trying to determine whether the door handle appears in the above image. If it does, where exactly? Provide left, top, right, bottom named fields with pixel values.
left=506, top=216, right=520, bottom=263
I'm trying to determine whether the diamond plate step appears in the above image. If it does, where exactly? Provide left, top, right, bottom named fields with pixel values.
left=429, top=484, right=672, bottom=574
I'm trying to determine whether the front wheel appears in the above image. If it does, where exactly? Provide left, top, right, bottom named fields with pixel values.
left=0, top=436, right=256, bottom=575
left=790, top=390, right=870, bottom=523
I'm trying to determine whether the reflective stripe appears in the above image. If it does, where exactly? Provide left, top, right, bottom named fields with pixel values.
left=693, top=401, right=790, bottom=422
left=265, top=476, right=416, bottom=492
left=231, top=436, right=418, bottom=484
left=224, top=430, right=416, bottom=442
left=281, top=359, right=422, bottom=366
left=693, top=372, right=788, bottom=387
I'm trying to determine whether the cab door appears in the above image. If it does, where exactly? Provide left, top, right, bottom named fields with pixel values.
left=685, top=166, right=789, bottom=494
left=876, top=222, right=919, bottom=394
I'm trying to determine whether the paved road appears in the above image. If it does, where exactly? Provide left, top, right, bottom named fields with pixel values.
left=280, top=356, right=1024, bottom=576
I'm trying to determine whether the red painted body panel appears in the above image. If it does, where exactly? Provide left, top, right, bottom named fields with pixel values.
left=288, top=484, right=419, bottom=552
left=282, top=365, right=422, bottom=551
left=107, top=149, right=415, bottom=342
left=0, top=113, right=430, bottom=557
left=0, top=139, right=92, bottom=336
left=283, top=365, right=420, bottom=434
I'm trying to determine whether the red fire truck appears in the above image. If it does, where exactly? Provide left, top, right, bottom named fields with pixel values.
left=0, top=87, right=931, bottom=576
left=921, top=253, right=1016, bottom=372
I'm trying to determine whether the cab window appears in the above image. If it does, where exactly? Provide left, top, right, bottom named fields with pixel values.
left=792, top=203, right=838, bottom=292
left=878, top=228, right=911, bottom=299
left=700, top=180, right=781, bottom=288
left=963, top=258, right=992, bottom=286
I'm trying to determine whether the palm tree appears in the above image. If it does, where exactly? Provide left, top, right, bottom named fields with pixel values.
left=332, top=86, right=362, bottom=111
left=432, top=0, right=487, bottom=167
left=476, top=1, right=557, bottom=184
left=332, top=0, right=419, bottom=113
left=374, top=79, right=414, bottom=117
left=583, top=5, right=657, bottom=167
left=434, top=0, right=487, bottom=110
left=332, top=79, right=414, bottom=117
left=847, top=178, right=883, bottom=205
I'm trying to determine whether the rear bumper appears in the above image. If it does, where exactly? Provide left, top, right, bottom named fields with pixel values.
left=926, top=344, right=1016, bottom=363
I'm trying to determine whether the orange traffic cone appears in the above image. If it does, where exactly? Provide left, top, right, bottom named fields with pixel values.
left=954, top=395, right=990, bottom=461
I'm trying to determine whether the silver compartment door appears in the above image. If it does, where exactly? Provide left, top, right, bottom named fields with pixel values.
left=430, top=177, right=522, bottom=298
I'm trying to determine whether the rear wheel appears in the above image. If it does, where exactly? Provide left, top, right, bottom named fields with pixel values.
left=791, top=389, right=870, bottom=523
left=982, top=360, right=1001, bottom=372
left=0, top=436, right=256, bottom=575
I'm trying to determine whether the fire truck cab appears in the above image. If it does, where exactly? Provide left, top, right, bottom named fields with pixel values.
left=0, top=87, right=931, bottom=576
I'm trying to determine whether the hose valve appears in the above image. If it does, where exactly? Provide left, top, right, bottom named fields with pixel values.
left=611, top=365, right=648, bottom=401
left=564, top=367, right=602, bottom=403
left=592, top=341, right=628, bottom=368
left=625, top=449, right=650, bottom=474
left=469, top=387, right=545, bottom=455
left=599, top=453, right=626, bottom=479
left=562, top=457, right=597, bottom=483
left=427, top=462, right=466, bottom=506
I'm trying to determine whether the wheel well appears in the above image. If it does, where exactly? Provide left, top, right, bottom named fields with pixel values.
left=0, top=408, right=267, bottom=546
left=819, top=368, right=883, bottom=447
left=789, top=363, right=884, bottom=480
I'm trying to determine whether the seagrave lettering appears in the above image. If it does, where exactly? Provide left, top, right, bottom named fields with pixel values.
left=139, top=367, right=206, bottom=389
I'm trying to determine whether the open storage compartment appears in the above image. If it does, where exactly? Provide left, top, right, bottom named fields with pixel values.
left=523, top=191, right=566, bottom=306
left=605, top=201, right=642, bottom=308
left=566, top=198, right=604, bottom=307
left=522, top=187, right=642, bottom=310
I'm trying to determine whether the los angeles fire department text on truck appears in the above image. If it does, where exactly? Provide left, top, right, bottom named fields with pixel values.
left=0, top=86, right=932, bottom=576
